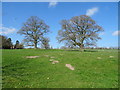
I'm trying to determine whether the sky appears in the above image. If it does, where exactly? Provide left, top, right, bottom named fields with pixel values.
left=1, top=2, right=119, bottom=48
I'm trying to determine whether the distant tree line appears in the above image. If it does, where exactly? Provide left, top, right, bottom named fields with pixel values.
left=60, top=46, right=119, bottom=50
left=0, top=35, right=24, bottom=49
left=0, top=35, right=51, bottom=49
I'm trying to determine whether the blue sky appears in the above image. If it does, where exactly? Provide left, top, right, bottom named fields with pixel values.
left=1, top=2, right=119, bottom=48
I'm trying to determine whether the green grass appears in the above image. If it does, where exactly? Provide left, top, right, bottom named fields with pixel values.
left=2, top=49, right=118, bottom=88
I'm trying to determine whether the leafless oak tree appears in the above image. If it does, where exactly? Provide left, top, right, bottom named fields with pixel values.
left=57, top=15, right=104, bottom=50
left=18, top=16, right=49, bottom=49
left=41, top=37, right=50, bottom=49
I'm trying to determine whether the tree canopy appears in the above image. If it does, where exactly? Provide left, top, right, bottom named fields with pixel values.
left=0, top=35, right=13, bottom=49
left=41, top=37, right=50, bottom=49
left=57, top=15, right=104, bottom=49
left=18, top=16, right=49, bottom=48
left=14, top=40, right=24, bottom=49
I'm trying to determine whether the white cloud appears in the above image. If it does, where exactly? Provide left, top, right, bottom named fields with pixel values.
left=0, top=26, right=16, bottom=35
left=49, top=0, right=58, bottom=7
left=112, top=30, right=120, bottom=36
left=86, top=7, right=98, bottom=16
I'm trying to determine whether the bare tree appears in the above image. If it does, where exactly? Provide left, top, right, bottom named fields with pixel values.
left=41, top=37, right=50, bottom=49
left=18, top=16, right=49, bottom=49
left=57, top=15, right=104, bottom=50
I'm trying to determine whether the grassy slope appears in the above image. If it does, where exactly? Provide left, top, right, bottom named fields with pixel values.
left=2, top=49, right=118, bottom=88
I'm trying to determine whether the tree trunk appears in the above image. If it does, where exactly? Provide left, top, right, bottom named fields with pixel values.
left=35, top=43, right=37, bottom=49
left=34, top=40, right=37, bottom=49
left=80, top=44, right=84, bottom=51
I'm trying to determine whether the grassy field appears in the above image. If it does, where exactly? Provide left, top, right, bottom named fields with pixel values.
left=2, top=49, right=118, bottom=88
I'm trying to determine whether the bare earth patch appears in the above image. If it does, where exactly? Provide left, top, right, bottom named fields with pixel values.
left=52, top=61, right=59, bottom=64
left=49, top=59, right=54, bottom=61
left=65, top=64, right=75, bottom=70
left=50, top=57, right=55, bottom=59
left=26, top=56, right=39, bottom=59
left=97, top=57, right=102, bottom=60
left=109, top=56, right=114, bottom=58
left=44, top=55, right=49, bottom=57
